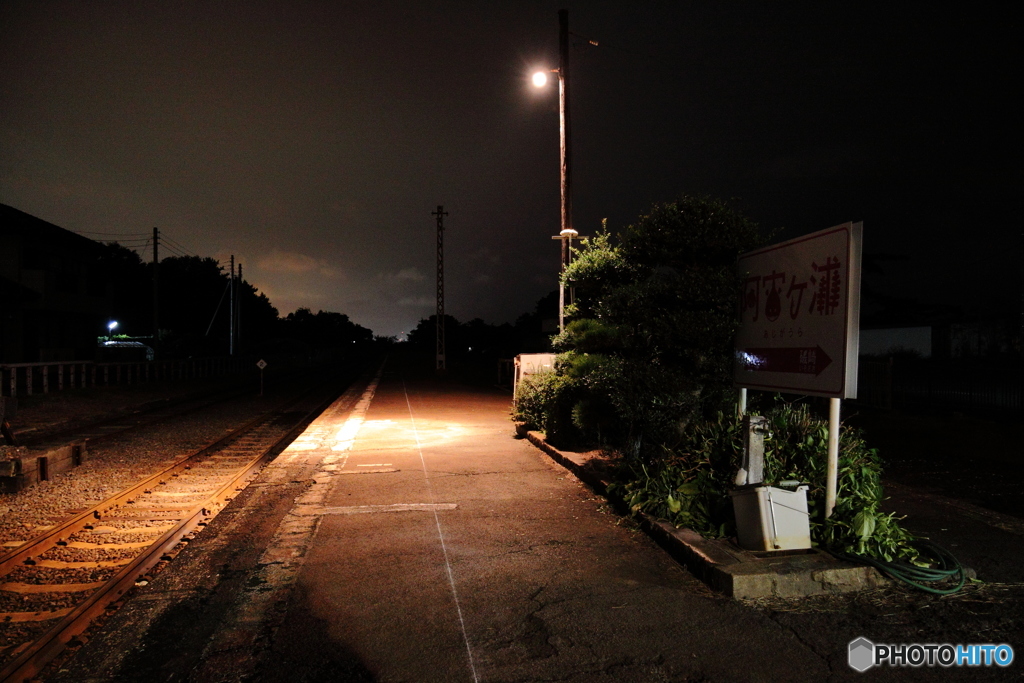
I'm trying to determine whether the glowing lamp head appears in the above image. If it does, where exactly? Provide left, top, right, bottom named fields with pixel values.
left=107, top=321, right=118, bottom=331
left=532, top=71, right=548, bottom=88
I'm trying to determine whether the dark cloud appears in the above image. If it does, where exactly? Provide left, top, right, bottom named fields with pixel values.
left=1, top=1, right=1019, bottom=336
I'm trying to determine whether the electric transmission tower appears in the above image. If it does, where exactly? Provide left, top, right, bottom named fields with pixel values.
left=432, top=205, right=448, bottom=373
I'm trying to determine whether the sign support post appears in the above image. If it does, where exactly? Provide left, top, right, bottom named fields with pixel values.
left=256, top=359, right=267, bottom=397
left=826, top=397, right=841, bottom=518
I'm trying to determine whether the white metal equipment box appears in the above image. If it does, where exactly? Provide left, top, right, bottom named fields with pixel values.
left=730, top=485, right=812, bottom=551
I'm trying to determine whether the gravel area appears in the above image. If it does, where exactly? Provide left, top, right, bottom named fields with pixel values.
left=0, top=365, right=360, bottom=674
left=0, top=380, right=296, bottom=549
left=3, top=377, right=251, bottom=439
left=0, top=445, right=28, bottom=461
left=0, top=378, right=313, bottom=669
left=1, top=623, right=53, bottom=659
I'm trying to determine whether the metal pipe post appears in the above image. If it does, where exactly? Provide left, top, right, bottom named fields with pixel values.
left=825, top=397, right=841, bottom=518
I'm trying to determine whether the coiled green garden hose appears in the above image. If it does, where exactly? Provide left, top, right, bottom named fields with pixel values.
left=837, top=540, right=966, bottom=595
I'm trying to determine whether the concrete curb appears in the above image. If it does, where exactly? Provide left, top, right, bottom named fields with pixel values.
left=516, top=425, right=886, bottom=600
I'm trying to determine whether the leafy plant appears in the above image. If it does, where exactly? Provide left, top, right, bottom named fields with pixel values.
left=512, top=371, right=585, bottom=449
left=608, top=401, right=919, bottom=562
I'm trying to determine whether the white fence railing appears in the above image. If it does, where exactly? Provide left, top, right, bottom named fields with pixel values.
left=0, top=357, right=249, bottom=398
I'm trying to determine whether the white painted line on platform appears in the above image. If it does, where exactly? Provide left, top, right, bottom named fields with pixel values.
left=403, top=381, right=479, bottom=683
left=321, top=503, right=458, bottom=515
left=357, top=463, right=392, bottom=467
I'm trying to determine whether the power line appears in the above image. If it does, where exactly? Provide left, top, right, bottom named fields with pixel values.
left=72, top=228, right=198, bottom=257
left=161, top=243, right=190, bottom=258
left=73, top=230, right=150, bottom=237
left=161, top=234, right=197, bottom=256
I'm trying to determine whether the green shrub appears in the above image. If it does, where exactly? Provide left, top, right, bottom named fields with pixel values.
left=554, top=196, right=765, bottom=461
left=511, top=372, right=552, bottom=432
left=609, top=402, right=918, bottom=562
left=559, top=351, right=622, bottom=446
left=512, top=370, right=584, bottom=449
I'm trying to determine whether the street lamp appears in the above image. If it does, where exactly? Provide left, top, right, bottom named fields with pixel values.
left=534, top=9, right=575, bottom=334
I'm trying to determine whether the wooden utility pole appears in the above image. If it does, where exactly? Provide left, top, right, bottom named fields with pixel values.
left=229, top=255, right=235, bottom=357
left=152, top=227, right=159, bottom=354
left=556, top=8, right=576, bottom=334
left=236, top=262, right=242, bottom=351
left=432, top=205, right=448, bottom=373
left=559, top=8, right=572, bottom=241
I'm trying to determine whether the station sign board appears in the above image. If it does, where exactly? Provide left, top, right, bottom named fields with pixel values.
left=733, top=222, right=862, bottom=398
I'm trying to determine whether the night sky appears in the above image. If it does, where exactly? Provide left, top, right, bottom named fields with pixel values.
left=1, top=2, right=1019, bottom=338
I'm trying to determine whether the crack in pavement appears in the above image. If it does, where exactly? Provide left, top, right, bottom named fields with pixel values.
left=765, top=611, right=834, bottom=674
left=430, top=468, right=552, bottom=477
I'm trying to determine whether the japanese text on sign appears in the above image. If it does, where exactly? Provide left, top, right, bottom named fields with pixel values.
left=741, top=255, right=843, bottom=324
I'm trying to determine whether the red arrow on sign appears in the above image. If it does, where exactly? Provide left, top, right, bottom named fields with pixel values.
left=739, top=345, right=833, bottom=376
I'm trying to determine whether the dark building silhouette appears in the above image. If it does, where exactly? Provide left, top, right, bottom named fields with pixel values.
left=0, top=204, right=110, bottom=362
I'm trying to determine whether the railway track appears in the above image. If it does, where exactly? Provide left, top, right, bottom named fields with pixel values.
left=0, top=379, right=348, bottom=682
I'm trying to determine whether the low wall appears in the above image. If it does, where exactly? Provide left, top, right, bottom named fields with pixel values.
left=0, top=442, right=87, bottom=493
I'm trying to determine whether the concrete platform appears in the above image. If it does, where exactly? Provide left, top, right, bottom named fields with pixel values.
left=516, top=428, right=887, bottom=600
left=54, top=365, right=1024, bottom=681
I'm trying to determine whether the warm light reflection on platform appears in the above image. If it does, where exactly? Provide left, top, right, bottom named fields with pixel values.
left=331, top=415, right=367, bottom=451
left=334, top=418, right=468, bottom=452
left=286, top=431, right=323, bottom=451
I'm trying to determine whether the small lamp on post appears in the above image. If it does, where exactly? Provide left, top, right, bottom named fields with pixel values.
left=552, top=228, right=579, bottom=334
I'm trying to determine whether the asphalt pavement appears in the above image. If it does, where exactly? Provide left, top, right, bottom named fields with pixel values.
left=251, top=366, right=835, bottom=681
left=52, top=361, right=1023, bottom=682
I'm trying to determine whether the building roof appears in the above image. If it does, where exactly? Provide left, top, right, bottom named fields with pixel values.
left=0, top=203, right=104, bottom=253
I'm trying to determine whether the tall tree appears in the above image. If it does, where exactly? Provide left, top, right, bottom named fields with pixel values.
left=554, top=195, right=765, bottom=458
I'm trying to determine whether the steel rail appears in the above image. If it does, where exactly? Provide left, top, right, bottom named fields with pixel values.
left=0, top=382, right=347, bottom=682
left=0, top=408, right=271, bottom=577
